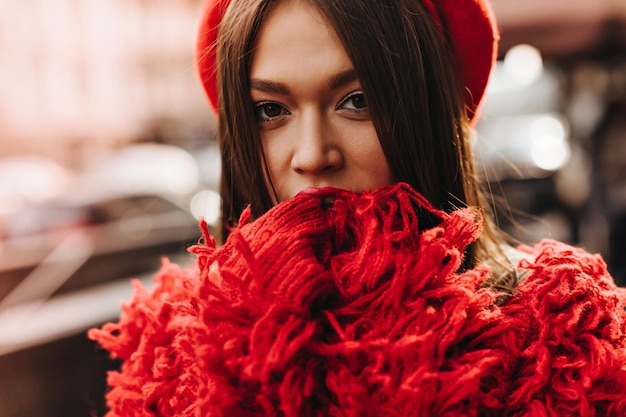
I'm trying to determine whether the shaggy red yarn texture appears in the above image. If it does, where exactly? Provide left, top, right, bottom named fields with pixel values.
left=89, top=183, right=626, bottom=416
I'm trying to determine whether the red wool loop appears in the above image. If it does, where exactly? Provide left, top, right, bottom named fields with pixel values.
left=89, top=183, right=626, bottom=416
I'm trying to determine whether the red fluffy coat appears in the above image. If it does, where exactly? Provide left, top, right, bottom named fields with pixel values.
left=90, top=183, right=626, bottom=416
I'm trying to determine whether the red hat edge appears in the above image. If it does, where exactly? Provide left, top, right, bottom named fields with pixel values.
left=195, top=0, right=499, bottom=123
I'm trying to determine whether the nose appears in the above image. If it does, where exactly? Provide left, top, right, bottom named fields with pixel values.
left=291, top=111, right=343, bottom=176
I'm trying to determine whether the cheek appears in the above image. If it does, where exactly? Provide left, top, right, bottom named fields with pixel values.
left=369, top=149, right=394, bottom=184
left=260, top=135, right=288, bottom=201
left=353, top=126, right=386, bottom=163
left=359, top=132, right=394, bottom=183
left=261, top=136, right=287, bottom=174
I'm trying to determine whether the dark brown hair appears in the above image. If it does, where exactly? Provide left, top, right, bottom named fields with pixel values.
left=215, top=0, right=516, bottom=288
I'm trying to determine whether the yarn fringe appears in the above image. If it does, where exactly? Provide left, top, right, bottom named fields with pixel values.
left=89, top=183, right=626, bottom=416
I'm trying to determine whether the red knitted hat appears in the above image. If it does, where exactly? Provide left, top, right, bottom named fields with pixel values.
left=195, top=0, right=499, bottom=122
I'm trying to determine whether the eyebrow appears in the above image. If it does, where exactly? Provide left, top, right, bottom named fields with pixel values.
left=329, top=69, right=359, bottom=89
left=249, top=79, right=290, bottom=95
left=249, top=69, right=359, bottom=95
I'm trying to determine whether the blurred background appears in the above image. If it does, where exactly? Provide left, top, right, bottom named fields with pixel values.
left=0, top=0, right=624, bottom=415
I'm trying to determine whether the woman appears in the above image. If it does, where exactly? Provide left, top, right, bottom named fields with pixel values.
left=90, top=0, right=626, bottom=415
left=202, top=0, right=519, bottom=287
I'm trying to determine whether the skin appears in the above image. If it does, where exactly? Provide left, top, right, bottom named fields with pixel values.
left=248, top=0, right=394, bottom=202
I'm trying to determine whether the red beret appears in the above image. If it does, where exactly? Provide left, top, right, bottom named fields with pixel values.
left=196, top=0, right=499, bottom=123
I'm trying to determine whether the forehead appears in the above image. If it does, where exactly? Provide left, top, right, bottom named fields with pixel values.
left=250, top=0, right=353, bottom=80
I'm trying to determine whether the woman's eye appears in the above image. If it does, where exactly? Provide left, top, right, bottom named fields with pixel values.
left=338, top=92, right=368, bottom=112
left=254, top=102, right=289, bottom=122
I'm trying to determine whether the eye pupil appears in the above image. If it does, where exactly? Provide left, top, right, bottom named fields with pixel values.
left=352, top=94, right=367, bottom=109
left=264, top=103, right=282, bottom=118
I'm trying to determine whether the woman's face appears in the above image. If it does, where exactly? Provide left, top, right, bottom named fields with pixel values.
left=249, top=0, right=393, bottom=202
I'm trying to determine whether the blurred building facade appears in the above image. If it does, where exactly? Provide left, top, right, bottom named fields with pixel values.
left=0, top=0, right=213, bottom=167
